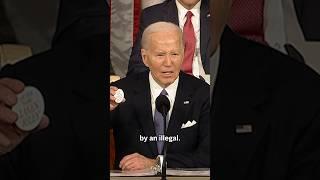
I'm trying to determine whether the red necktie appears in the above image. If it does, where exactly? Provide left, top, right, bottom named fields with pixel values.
left=228, top=0, right=267, bottom=45
left=182, top=11, right=196, bottom=75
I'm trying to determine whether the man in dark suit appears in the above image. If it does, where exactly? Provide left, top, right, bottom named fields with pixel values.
left=127, top=0, right=212, bottom=78
left=110, top=22, right=210, bottom=171
left=210, top=0, right=320, bottom=179
left=0, top=0, right=108, bottom=179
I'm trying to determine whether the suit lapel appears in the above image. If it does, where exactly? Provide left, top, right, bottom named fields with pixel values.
left=211, top=28, right=270, bottom=180
left=166, top=73, right=192, bottom=149
left=200, top=0, right=212, bottom=73
left=166, top=0, right=179, bottom=25
left=167, top=74, right=184, bottom=135
left=133, top=73, right=158, bottom=156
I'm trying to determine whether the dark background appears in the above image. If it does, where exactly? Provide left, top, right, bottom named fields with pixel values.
left=0, top=0, right=59, bottom=54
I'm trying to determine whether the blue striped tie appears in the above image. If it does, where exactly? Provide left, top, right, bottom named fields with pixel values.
left=154, top=89, right=168, bottom=154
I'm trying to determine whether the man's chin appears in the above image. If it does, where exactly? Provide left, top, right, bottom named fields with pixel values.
left=160, top=79, right=176, bottom=87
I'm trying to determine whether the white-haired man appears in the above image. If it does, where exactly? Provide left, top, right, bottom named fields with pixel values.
left=110, top=21, right=210, bottom=171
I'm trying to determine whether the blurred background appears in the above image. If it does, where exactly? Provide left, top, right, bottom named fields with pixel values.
left=0, top=0, right=59, bottom=53
left=0, top=0, right=59, bottom=68
left=109, top=0, right=320, bottom=77
left=1, top=0, right=320, bottom=75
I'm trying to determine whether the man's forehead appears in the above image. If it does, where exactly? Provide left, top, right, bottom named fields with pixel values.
left=149, top=30, right=179, bottom=37
left=149, top=32, right=180, bottom=42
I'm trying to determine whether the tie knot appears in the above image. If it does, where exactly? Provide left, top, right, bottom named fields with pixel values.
left=161, top=89, right=168, bottom=96
left=186, top=11, right=193, bottom=19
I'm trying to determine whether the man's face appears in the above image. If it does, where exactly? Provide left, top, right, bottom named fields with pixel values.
left=141, top=30, right=184, bottom=88
left=177, top=0, right=201, bottom=9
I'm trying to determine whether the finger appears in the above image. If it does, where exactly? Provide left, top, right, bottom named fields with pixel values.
left=0, top=78, right=25, bottom=94
left=0, top=122, right=28, bottom=138
left=13, top=114, right=49, bottom=135
left=125, top=161, right=145, bottom=171
left=123, top=163, right=137, bottom=171
left=119, top=154, right=134, bottom=168
left=110, top=86, right=118, bottom=92
left=122, top=158, right=138, bottom=171
left=110, top=104, right=118, bottom=111
left=110, top=95, right=118, bottom=111
left=110, top=94, right=116, bottom=101
left=110, top=101, right=117, bottom=108
left=110, top=100, right=117, bottom=106
left=110, top=89, right=117, bottom=96
left=130, top=164, right=146, bottom=171
left=0, top=106, right=18, bottom=124
left=0, top=124, right=28, bottom=155
left=0, top=132, right=10, bottom=148
left=18, top=114, right=50, bottom=134
left=119, top=153, right=139, bottom=168
left=126, top=166, right=141, bottom=171
left=124, top=157, right=148, bottom=171
left=0, top=84, right=18, bottom=106
left=36, top=114, right=50, bottom=131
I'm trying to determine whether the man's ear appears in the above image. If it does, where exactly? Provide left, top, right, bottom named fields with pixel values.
left=141, top=49, right=149, bottom=67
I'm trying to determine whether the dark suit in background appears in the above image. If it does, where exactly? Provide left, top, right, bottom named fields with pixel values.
left=1, top=0, right=59, bottom=53
left=211, top=27, right=320, bottom=180
left=0, top=0, right=108, bottom=179
left=127, top=0, right=212, bottom=76
left=294, top=0, right=320, bottom=41
left=0, top=1, right=17, bottom=44
left=111, top=72, right=210, bottom=168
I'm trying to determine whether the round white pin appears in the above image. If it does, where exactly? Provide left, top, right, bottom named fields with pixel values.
left=12, top=86, right=45, bottom=131
left=114, top=89, right=125, bottom=103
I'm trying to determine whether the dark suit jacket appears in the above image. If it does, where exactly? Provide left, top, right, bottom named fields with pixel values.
left=0, top=33, right=108, bottom=180
left=111, top=72, right=210, bottom=168
left=294, top=0, right=320, bottom=41
left=52, top=0, right=107, bottom=46
left=0, top=0, right=108, bottom=178
left=211, top=27, right=320, bottom=180
left=127, top=0, right=212, bottom=76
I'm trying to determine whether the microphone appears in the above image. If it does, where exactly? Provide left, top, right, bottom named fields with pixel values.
left=155, top=94, right=170, bottom=180
left=156, top=94, right=170, bottom=118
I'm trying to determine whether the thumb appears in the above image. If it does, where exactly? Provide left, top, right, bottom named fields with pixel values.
left=34, top=114, right=50, bottom=132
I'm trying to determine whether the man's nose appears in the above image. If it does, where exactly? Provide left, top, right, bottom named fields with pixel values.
left=163, top=55, right=172, bottom=66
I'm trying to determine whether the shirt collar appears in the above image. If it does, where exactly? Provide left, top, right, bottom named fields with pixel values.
left=149, top=72, right=179, bottom=102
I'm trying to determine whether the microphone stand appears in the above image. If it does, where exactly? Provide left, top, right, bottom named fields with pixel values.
left=160, top=107, right=168, bottom=180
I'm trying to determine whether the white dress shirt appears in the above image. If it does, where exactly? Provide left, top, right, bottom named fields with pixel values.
left=149, top=72, right=179, bottom=126
left=176, top=0, right=207, bottom=80
left=264, top=0, right=287, bottom=54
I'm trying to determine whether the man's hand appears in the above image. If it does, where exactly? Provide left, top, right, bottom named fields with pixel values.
left=0, top=78, right=49, bottom=156
left=110, top=86, right=119, bottom=111
left=119, top=153, right=157, bottom=171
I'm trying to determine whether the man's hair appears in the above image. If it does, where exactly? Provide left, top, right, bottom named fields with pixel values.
left=141, top=21, right=184, bottom=50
